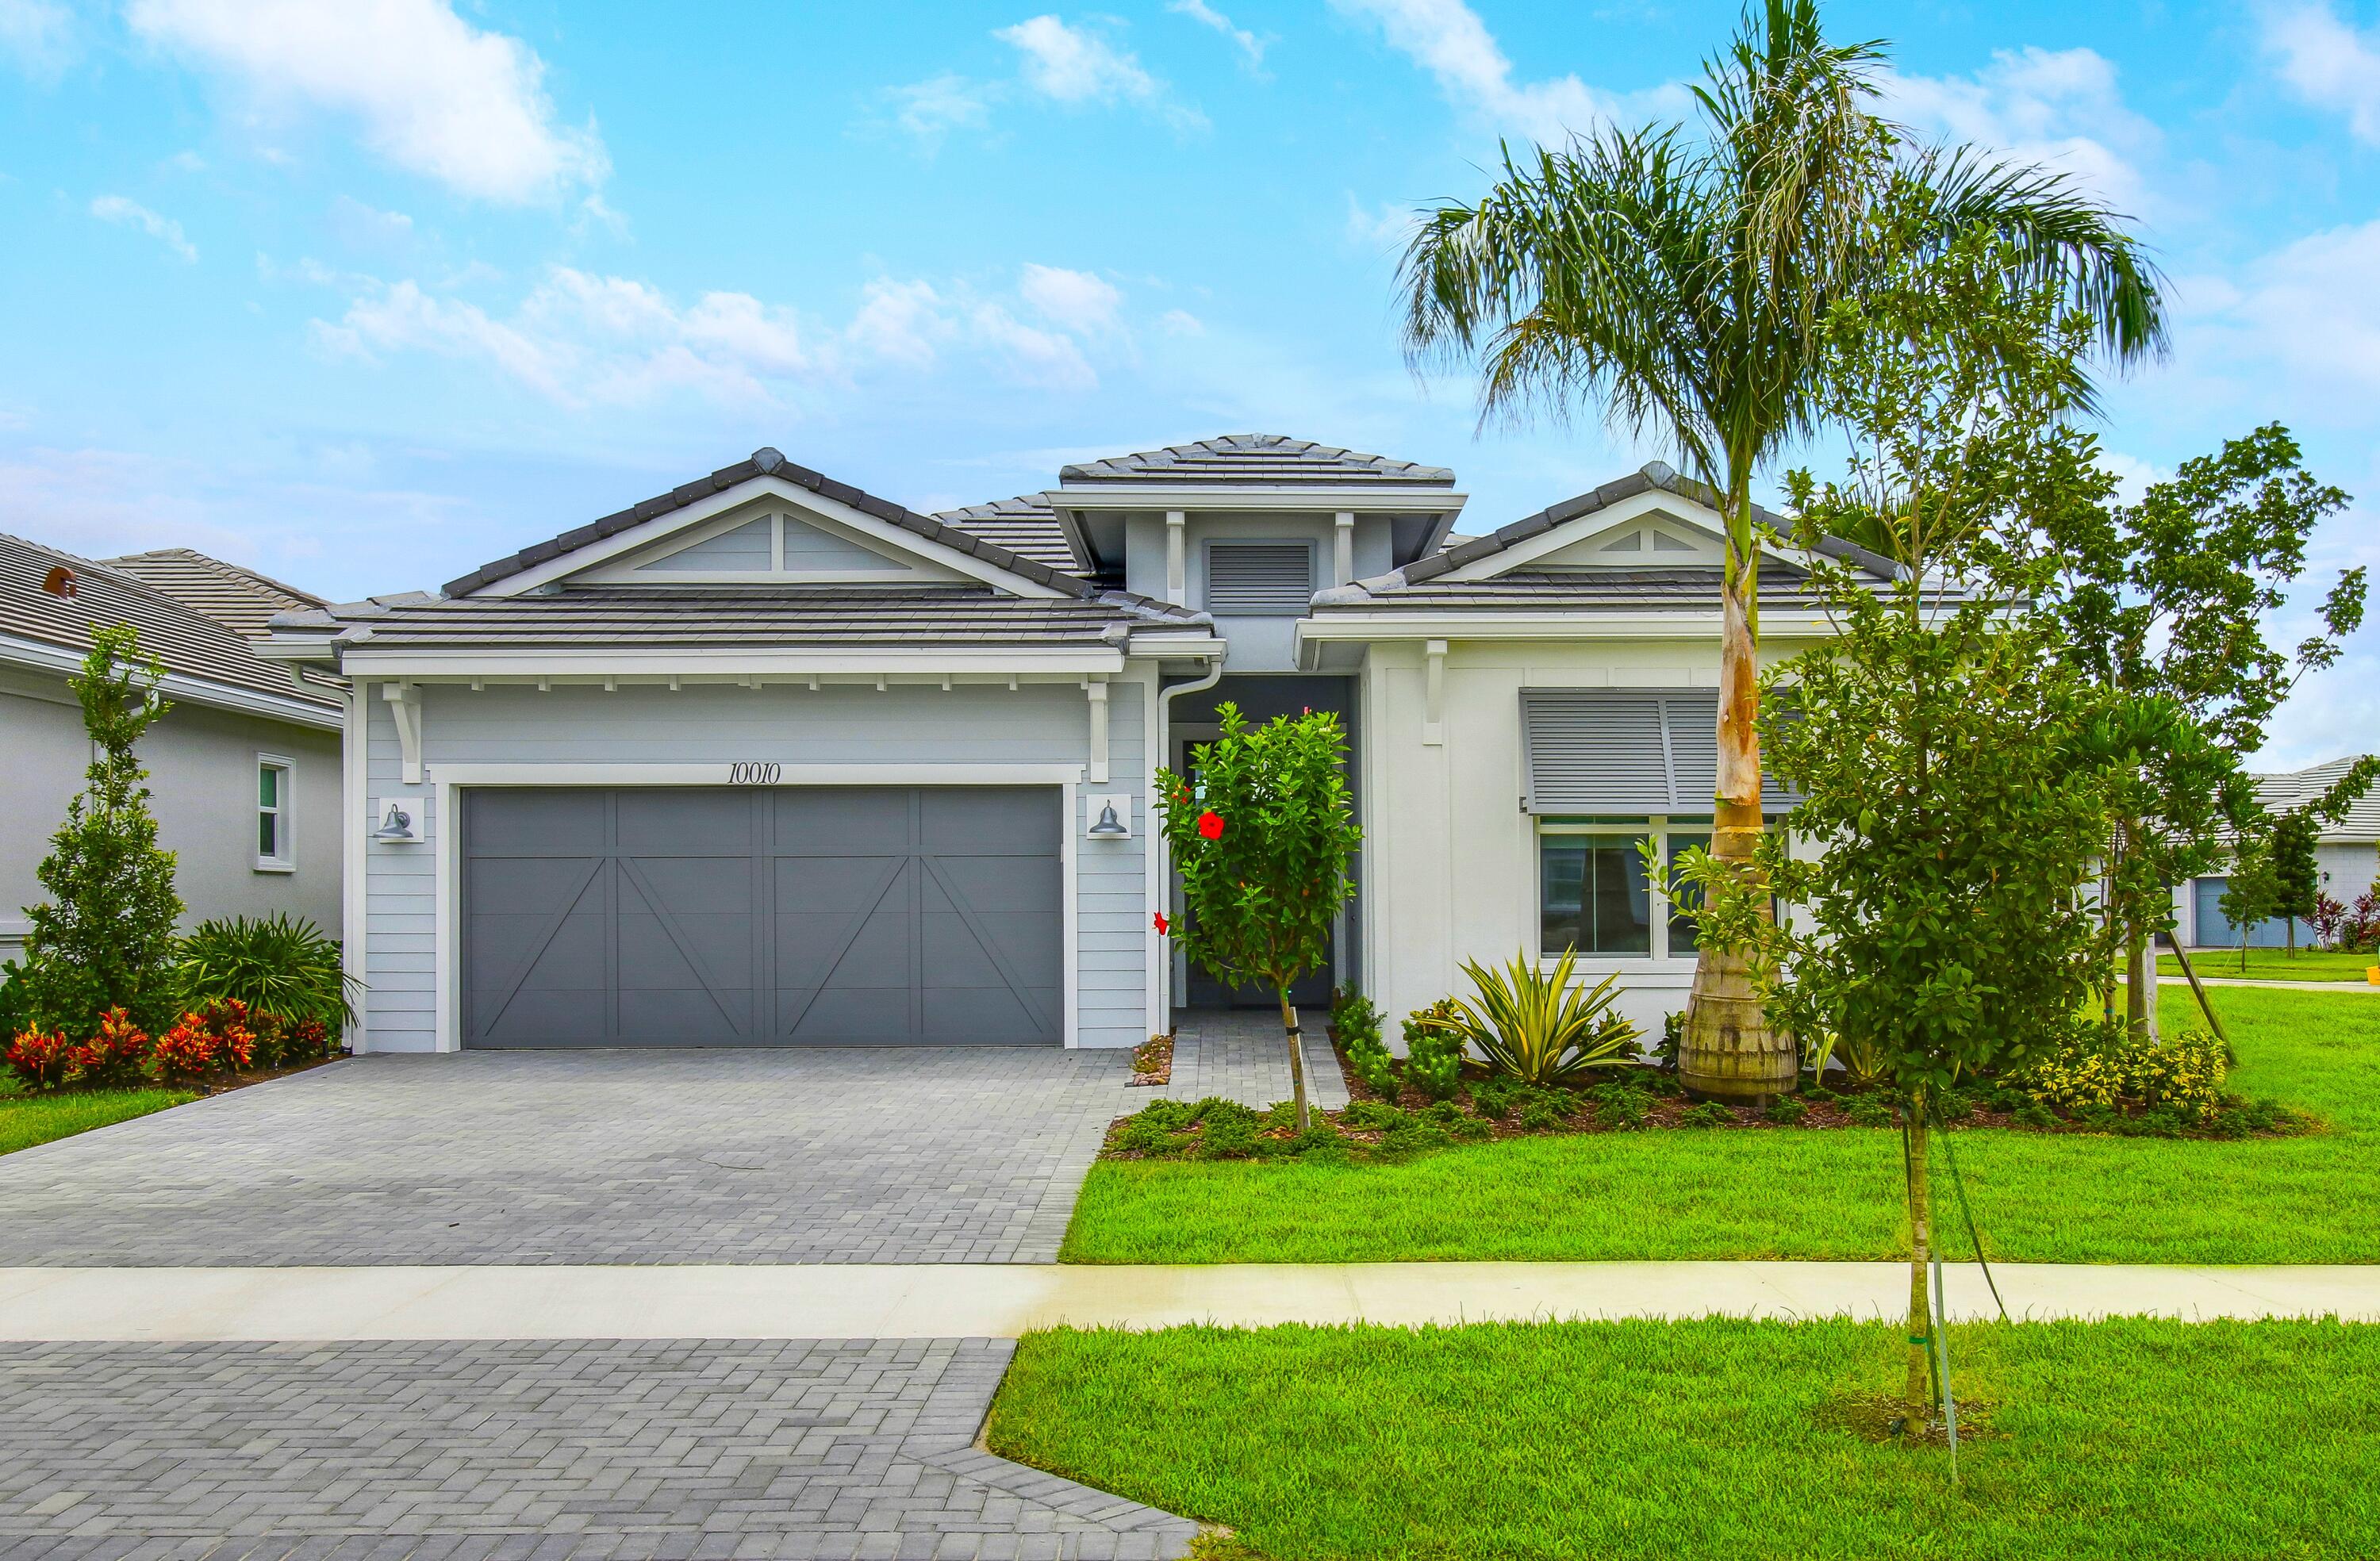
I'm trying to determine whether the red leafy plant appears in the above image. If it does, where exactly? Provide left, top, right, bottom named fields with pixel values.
left=6, top=1028, right=76, bottom=1091
left=149, top=999, right=255, bottom=1082
left=71, top=1008, right=152, bottom=1089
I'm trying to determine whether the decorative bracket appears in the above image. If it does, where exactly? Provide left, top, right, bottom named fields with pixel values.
left=1164, top=511, right=1187, bottom=605
left=1423, top=639, right=1446, bottom=746
left=1334, top=511, right=1355, bottom=589
left=382, top=681, right=424, bottom=785
left=1086, top=676, right=1111, bottom=784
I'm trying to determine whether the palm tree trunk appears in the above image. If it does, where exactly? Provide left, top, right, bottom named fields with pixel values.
left=1277, top=988, right=1311, bottom=1133
left=1681, top=515, right=1795, bottom=1103
left=1904, top=1106, right=1934, bottom=1434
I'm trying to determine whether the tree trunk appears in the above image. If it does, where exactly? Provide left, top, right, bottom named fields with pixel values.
left=1277, top=988, right=1311, bottom=1133
left=1680, top=511, right=1795, bottom=1103
left=1904, top=1105, right=1933, bottom=1435
left=2128, top=934, right=2160, bottom=1045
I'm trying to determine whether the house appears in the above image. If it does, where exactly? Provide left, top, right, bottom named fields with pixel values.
left=2176, top=755, right=2380, bottom=949
left=0, top=535, right=344, bottom=961
left=261, top=435, right=1879, bottom=1052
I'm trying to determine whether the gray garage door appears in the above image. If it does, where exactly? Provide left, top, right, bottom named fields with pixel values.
left=463, top=787, right=1062, bottom=1047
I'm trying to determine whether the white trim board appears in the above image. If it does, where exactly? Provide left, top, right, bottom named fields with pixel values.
left=0, top=631, right=343, bottom=730
left=336, top=650, right=1132, bottom=680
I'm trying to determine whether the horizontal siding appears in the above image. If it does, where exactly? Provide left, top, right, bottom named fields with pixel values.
left=359, top=676, right=1150, bottom=1052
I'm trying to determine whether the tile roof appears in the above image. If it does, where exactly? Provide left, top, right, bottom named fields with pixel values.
left=442, top=447, right=1119, bottom=600
left=0, top=534, right=340, bottom=711
left=274, top=585, right=1207, bottom=650
left=99, top=547, right=325, bottom=639
left=1058, top=434, right=1456, bottom=486
left=1312, top=565, right=1837, bottom=613
left=2254, top=757, right=2380, bottom=842
left=926, top=493, right=1081, bottom=572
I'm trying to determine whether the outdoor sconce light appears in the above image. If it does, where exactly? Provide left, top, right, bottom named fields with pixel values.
left=1085, top=794, right=1132, bottom=839
left=372, top=797, right=424, bottom=843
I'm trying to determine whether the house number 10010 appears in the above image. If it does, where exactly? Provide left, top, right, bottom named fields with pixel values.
left=727, top=761, right=781, bottom=786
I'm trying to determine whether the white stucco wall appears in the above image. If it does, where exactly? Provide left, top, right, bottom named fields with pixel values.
left=1357, top=635, right=1815, bottom=1045
left=0, top=666, right=340, bottom=959
left=355, top=675, right=1150, bottom=1052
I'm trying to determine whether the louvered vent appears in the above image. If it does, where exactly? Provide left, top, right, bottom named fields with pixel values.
left=1522, top=689, right=1797, bottom=812
left=1204, top=542, right=1315, bottom=614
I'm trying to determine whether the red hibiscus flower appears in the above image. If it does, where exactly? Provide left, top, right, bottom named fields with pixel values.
left=1197, top=810, right=1224, bottom=841
left=1153, top=911, right=1170, bottom=935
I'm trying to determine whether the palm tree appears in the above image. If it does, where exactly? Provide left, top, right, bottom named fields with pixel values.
left=1399, top=0, right=2166, bottom=1102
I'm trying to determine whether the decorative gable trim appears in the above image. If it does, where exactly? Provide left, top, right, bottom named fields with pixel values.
left=470, top=471, right=1068, bottom=600
left=570, top=502, right=964, bottom=587
left=1440, top=490, right=1764, bottom=581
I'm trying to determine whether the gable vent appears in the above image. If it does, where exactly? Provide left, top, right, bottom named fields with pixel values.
left=1522, top=688, right=1798, bottom=812
left=1204, top=542, right=1315, bottom=614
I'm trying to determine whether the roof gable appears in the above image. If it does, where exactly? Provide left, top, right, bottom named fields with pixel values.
left=1059, top=433, right=1455, bottom=487
left=569, top=502, right=967, bottom=588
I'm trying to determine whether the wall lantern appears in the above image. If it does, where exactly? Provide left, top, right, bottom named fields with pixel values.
left=1085, top=793, right=1132, bottom=839
left=372, top=796, right=424, bottom=843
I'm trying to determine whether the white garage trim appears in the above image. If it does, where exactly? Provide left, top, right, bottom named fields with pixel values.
left=429, top=762, right=1085, bottom=1053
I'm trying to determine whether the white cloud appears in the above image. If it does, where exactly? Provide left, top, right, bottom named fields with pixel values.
left=89, top=195, right=198, bottom=262
left=996, top=14, right=1206, bottom=131
left=886, top=71, right=996, bottom=146
left=328, top=194, right=414, bottom=252
left=1169, top=0, right=1266, bottom=68
left=0, top=0, right=71, bottom=75
left=1345, top=194, right=1416, bottom=250
left=1019, top=263, right=1122, bottom=333
left=2263, top=2, right=2380, bottom=145
left=1883, top=47, right=2163, bottom=218
left=2191, top=220, right=2380, bottom=404
left=125, top=0, right=608, bottom=205
left=1159, top=308, right=1206, bottom=336
left=311, top=262, right=1137, bottom=407
left=1330, top=0, right=1628, bottom=145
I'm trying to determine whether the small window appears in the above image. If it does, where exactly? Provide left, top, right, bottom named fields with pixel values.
left=255, top=756, right=294, bottom=872
left=1540, top=831, right=1654, bottom=956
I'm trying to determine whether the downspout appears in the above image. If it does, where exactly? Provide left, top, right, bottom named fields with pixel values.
left=1154, top=653, right=1226, bottom=1025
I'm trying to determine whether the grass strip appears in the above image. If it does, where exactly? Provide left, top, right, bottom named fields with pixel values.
left=992, top=1317, right=2380, bottom=1560
left=0, top=1089, right=197, bottom=1156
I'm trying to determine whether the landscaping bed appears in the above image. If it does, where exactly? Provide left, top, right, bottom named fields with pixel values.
left=989, top=1316, right=2380, bottom=1560
left=1062, top=986, right=2378, bottom=1265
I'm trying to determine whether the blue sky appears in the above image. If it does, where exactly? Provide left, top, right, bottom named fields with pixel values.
left=2, top=0, right=2375, bottom=764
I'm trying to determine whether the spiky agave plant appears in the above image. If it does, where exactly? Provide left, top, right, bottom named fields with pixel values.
left=1426, top=949, right=1641, bottom=1087
left=175, top=914, right=357, bottom=1033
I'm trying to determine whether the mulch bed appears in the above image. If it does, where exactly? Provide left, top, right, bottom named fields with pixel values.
left=1129, top=1034, right=1173, bottom=1087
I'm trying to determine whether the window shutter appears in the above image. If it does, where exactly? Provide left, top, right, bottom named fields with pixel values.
left=1522, top=689, right=1796, bottom=812
left=1204, top=542, right=1315, bottom=614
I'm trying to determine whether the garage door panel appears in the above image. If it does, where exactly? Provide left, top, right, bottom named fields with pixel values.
left=466, top=786, right=1064, bottom=1048
left=772, top=789, right=912, bottom=853
left=919, top=787, right=1057, bottom=854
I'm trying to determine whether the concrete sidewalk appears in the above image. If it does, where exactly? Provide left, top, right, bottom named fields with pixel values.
left=2158, top=974, right=2379, bottom=991
left=2, top=1260, right=2373, bottom=1340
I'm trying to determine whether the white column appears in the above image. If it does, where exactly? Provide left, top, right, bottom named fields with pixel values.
left=1087, top=677, right=1110, bottom=784
left=1165, top=511, right=1187, bottom=604
left=1334, top=511, right=1355, bottom=588
left=341, top=680, right=369, bottom=1053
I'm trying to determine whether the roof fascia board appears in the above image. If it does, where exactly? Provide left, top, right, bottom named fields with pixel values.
left=474, top=475, right=1069, bottom=600
left=336, top=647, right=1128, bottom=678
left=1054, top=485, right=1468, bottom=514
left=0, top=631, right=343, bottom=730
left=1295, top=612, right=1841, bottom=644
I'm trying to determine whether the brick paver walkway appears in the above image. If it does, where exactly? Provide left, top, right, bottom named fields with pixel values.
left=0, top=1049, right=1141, bottom=1268
left=0, top=1337, right=1198, bottom=1559
left=1155, top=1007, right=1349, bottom=1110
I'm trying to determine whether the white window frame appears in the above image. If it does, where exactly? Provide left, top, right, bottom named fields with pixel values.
left=1535, top=815, right=1732, bottom=963
left=255, top=753, right=296, bottom=873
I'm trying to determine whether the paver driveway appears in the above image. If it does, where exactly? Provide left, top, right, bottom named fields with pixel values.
left=0, top=1048, right=1142, bottom=1267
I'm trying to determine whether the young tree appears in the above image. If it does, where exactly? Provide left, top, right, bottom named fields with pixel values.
left=2271, top=809, right=2320, bottom=959
left=2036, top=426, right=2359, bottom=1034
left=1155, top=704, right=1360, bottom=1133
left=1399, top=0, right=2163, bottom=1099
left=2218, top=835, right=2282, bottom=976
left=17, top=625, right=185, bottom=1036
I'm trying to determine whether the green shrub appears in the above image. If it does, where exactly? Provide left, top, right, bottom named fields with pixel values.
left=2013, top=1100, right=2059, bottom=1130
left=1468, top=1079, right=1516, bottom=1121
left=2012, top=1026, right=2229, bottom=1122
left=1421, top=948, right=1641, bottom=1086
left=1379, top=1120, right=1453, bottom=1157
left=1656, top=1010, right=1683, bottom=1072
left=1841, top=1095, right=1898, bottom=1128
left=1403, top=1001, right=1465, bottom=1101
left=1341, top=1099, right=1407, bottom=1132
left=1196, top=1117, right=1261, bottom=1160
left=1331, top=986, right=1399, bottom=1099
left=0, top=962, right=28, bottom=1047
left=1678, top=1101, right=1734, bottom=1129
left=175, top=914, right=356, bottom=1037
left=1766, top=1095, right=1809, bottom=1126
left=1593, top=1093, right=1645, bottom=1131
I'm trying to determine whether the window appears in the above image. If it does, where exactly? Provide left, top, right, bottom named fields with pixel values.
left=1537, top=819, right=1767, bottom=960
left=255, top=756, right=294, bottom=872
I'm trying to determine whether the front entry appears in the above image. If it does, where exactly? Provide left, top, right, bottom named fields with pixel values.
left=462, top=786, right=1063, bottom=1047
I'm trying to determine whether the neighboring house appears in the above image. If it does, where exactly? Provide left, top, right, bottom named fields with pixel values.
left=263, top=435, right=1889, bottom=1053
left=0, top=535, right=344, bottom=961
left=2175, top=755, right=2380, bottom=949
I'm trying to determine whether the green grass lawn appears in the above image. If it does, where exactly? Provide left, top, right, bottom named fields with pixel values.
left=1063, top=985, right=2380, bottom=1264
left=990, top=1317, right=2380, bottom=1560
left=0, top=1089, right=194, bottom=1156
left=2165, top=947, right=2376, bottom=982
